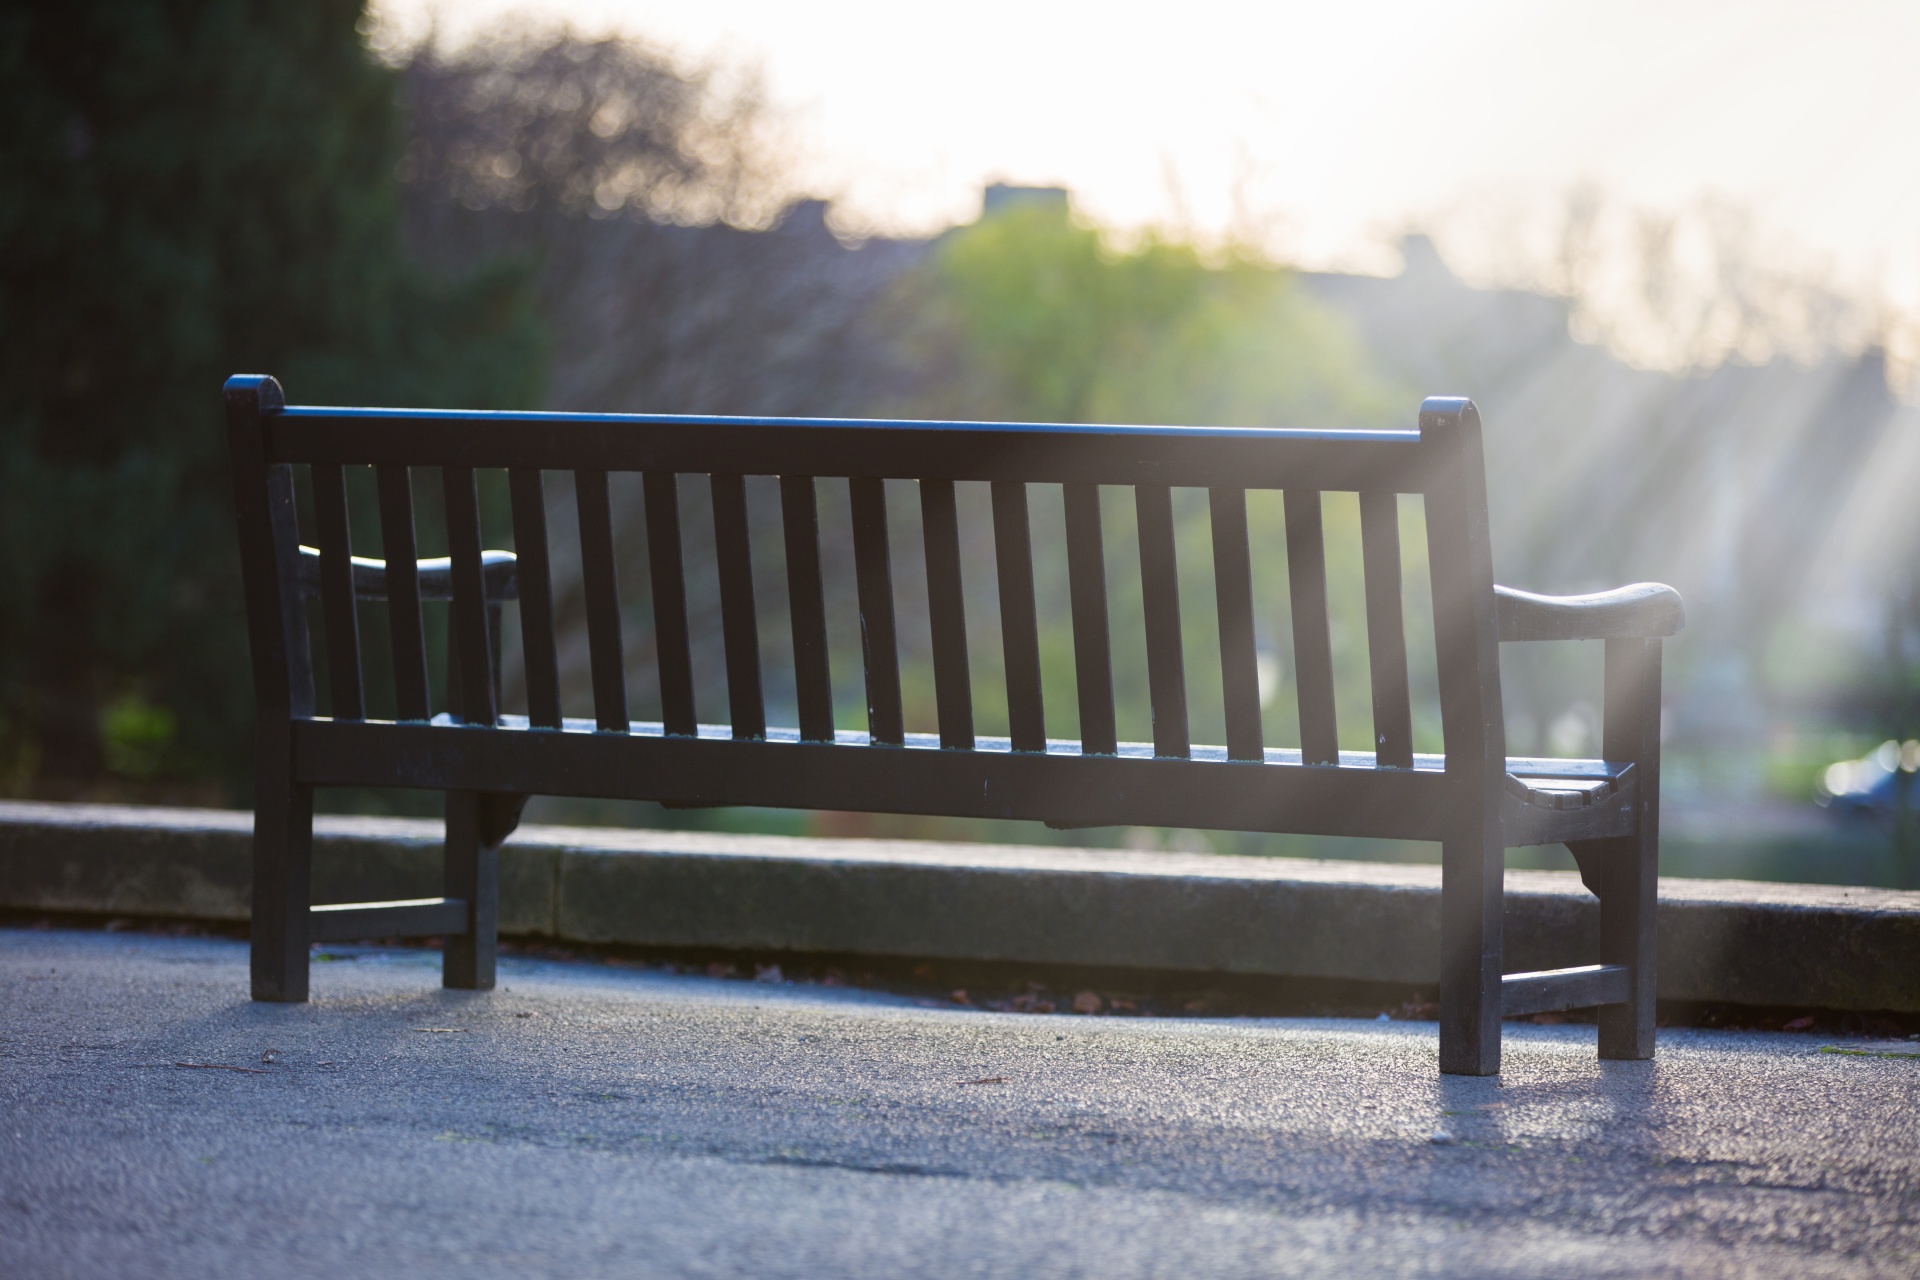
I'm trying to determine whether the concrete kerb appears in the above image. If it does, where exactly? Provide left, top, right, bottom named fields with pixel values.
left=0, top=799, right=1914, bottom=1012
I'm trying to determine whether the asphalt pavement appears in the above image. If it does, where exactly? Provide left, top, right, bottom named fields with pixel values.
left=2, top=927, right=1916, bottom=1278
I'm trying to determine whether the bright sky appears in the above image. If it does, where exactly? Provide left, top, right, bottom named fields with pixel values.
left=376, top=1, right=1920, bottom=305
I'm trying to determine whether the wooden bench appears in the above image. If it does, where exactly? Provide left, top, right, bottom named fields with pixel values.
left=226, top=375, right=1683, bottom=1075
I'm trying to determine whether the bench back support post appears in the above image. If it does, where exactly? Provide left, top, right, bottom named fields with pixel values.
left=227, top=374, right=315, bottom=1001
left=1420, top=397, right=1510, bottom=1076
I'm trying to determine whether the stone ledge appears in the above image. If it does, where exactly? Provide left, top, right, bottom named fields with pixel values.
left=1, top=800, right=1914, bottom=1010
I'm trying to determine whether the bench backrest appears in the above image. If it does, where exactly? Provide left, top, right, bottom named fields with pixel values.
left=226, top=376, right=1507, bottom=842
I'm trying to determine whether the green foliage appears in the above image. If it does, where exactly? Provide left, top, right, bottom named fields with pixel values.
left=0, top=0, right=545, bottom=791
left=893, top=203, right=1395, bottom=429
left=100, top=692, right=177, bottom=780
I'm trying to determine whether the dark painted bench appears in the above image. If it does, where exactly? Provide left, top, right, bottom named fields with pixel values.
left=226, top=375, right=1682, bottom=1075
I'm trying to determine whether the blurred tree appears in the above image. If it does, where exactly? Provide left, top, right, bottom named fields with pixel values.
left=392, top=32, right=896, bottom=421
left=0, top=0, right=546, bottom=795
left=890, top=201, right=1395, bottom=430
left=396, top=32, right=783, bottom=235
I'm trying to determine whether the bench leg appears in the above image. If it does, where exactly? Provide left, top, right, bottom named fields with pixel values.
left=1596, top=635, right=1662, bottom=1060
left=1591, top=831, right=1657, bottom=1059
left=251, top=773, right=313, bottom=1002
left=1439, top=823, right=1505, bottom=1075
left=443, top=791, right=498, bottom=991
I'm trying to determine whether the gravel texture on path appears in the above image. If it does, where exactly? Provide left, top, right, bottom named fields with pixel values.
left=2, top=928, right=1916, bottom=1278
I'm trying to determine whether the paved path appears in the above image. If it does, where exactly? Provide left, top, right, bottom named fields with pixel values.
left=2, top=928, right=1916, bottom=1278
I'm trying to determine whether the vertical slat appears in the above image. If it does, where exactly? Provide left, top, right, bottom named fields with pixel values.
left=508, top=469, right=562, bottom=729
left=643, top=472, right=696, bottom=736
left=1063, top=483, right=1116, bottom=755
left=711, top=473, right=766, bottom=740
left=310, top=463, right=365, bottom=721
left=781, top=475, right=835, bottom=742
left=376, top=466, right=429, bottom=722
left=443, top=465, right=496, bottom=726
left=920, top=478, right=974, bottom=749
left=991, top=481, right=1045, bottom=752
left=575, top=469, right=628, bottom=733
left=1360, top=489, right=1414, bottom=768
left=1209, top=487, right=1262, bottom=762
left=850, top=476, right=903, bottom=746
left=1135, top=484, right=1189, bottom=759
left=1285, top=488, right=1338, bottom=765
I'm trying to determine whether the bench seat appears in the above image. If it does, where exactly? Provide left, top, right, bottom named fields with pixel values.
left=302, top=713, right=1635, bottom=847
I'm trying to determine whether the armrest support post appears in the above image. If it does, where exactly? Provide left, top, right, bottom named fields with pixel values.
left=1593, top=635, right=1662, bottom=1059
left=1602, top=637, right=1662, bottom=773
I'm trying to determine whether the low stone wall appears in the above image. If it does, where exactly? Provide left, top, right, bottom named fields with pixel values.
left=1, top=800, right=1914, bottom=1011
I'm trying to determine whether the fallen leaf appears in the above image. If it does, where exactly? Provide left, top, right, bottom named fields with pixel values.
left=961, top=1076, right=1008, bottom=1085
left=950, top=989, right=972, bottom=1005
left=1821, top=1045, right=1920, bottom=1060
left=260, top=1049, right=281, bottom=1064
left=1072, top=991, right=1102, bottom=1015
left=412, top=1027, right=470, bottom=1034
left=514, top=1011, right=539, bottom=1019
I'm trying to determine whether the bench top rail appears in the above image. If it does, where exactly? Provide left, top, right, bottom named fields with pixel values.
left=267, top=406, right=1435, bottom=492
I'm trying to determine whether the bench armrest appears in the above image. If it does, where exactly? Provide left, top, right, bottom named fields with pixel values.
left=1494, top=582, right=1683, bottom=642
left=296, top=545, right=518, bottom=602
